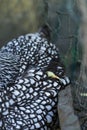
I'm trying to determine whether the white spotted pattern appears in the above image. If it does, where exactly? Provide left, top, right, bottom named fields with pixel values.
left=0, top=29, right=70, bottom=130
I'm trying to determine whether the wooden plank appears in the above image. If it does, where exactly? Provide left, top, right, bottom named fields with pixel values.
left=58, top=85, right=81, bottom=130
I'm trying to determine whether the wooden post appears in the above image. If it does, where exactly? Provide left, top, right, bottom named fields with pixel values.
left=58, top=85, right=81, bottom=130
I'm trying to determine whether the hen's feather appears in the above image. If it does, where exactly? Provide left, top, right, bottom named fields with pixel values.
left=0, top=27, right=70, bottom=130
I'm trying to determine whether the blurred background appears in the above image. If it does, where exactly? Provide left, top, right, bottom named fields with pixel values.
left=0, top=0, right=81, bottom=76
left=0, top=0, right=87, bottom=129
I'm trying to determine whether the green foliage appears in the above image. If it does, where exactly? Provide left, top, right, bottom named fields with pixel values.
left=0, top=0, right=47, bottom=47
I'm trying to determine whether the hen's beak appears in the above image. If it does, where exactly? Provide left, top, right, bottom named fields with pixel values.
left=46, top=71, right=61, bottom=80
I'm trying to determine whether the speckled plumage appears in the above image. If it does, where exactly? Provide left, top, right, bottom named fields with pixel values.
left=0, top=26, right=70, bottom=130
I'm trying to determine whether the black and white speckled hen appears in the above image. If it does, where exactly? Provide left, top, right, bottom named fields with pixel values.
left=0, top=25, right=70, bottom=130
